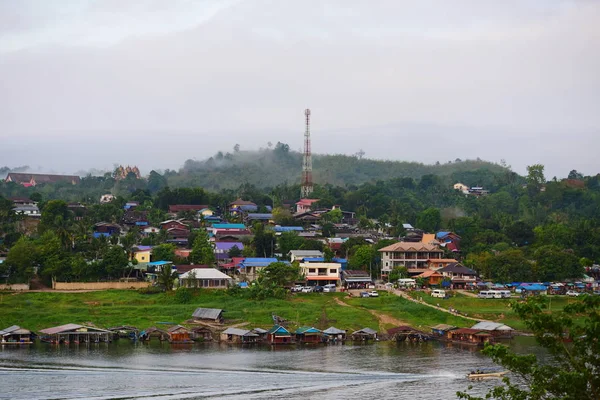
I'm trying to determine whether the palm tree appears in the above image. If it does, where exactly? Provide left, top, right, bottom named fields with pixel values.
left=157, top=266, right=178, bottom=291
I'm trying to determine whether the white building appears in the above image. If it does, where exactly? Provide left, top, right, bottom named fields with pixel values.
left=299, top=262, right=341, bottom=286
left=179, top=268, right=232, bottom=289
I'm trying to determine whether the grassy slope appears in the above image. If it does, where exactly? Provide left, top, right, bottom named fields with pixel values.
left=0, top=290, right=378, bottom=332
left=406, top=292, right=575, bottom=331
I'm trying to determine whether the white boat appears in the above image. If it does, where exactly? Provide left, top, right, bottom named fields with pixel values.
left=467, top=371, right=508, bottom=379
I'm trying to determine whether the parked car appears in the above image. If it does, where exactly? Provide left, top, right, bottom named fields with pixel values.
left=431, top=289, right=446, bottom=298
left=323, top=284, right=336, bottom=293
left=360, top=292, right=370, bottom=298
left=369, top=290, right=379, bottom=297
left=566, top=290, right=580, bottom=297
left=291, top=285, right=303, bottom=293
left=313, top=285, right=324, bottom=293
left=301, top=286, right=313, bottom=293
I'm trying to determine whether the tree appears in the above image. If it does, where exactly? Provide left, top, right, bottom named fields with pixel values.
left=252, top=223, right=275, bottom=258
left=152, top=243, right=176, bottom=262
left=323, top=247, right=335, bottom=263
left=321, top=222, right=335, bottom=238
left=3, top=236, right=37, bottom=283
left=156, top=264, right=178, bottom=291
left=349, top=245, right=375, bottom=271
left=101, top=246, right=129, bottom=279
left=278, top=231, right=305, bottom=259
left=190, top=229, right=215, bottom=265
left=323, top=208, right=343, bottom=223
left=388, top=266, right=408, bottom=282
left=258, top=261, right=301, bottom=287
left=568, top=169, right=584, bottom=180
left=416, top=208, right=441, bottom=232
left=272, top=207, right=295, bottom=226
left=526, top=164, right=545, bottom=190
left=300, top=239, right=324, bottom=252
left=228, top=245, right=242, bottom=258
left=533, top=245, right=582, bottom=281
left=458, top=295, right=600, bottom=400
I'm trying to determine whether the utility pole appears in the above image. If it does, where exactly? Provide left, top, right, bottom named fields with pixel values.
left=301, top=109, right=313, bottom=199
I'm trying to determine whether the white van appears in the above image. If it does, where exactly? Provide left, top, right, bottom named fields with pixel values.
left=323, top=284, right=337, bottom=293
left=499, top=290, right=511, bottom=298
left=397, top=279, right=417, bottom=288
left=431, top=289, right=446, bottom=298
left=477, top=291, right=491, bottom=299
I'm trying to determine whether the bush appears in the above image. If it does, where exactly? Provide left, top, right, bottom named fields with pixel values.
left=174, top=287, right=193, bottom=304
left=138, top=286, right=162, bottom=295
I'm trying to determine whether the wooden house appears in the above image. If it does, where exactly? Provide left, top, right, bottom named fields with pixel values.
left=322, top=327, right=346, bottom=343
left=446, top=328, right=492, bottom=345
left=295, top=327, right=322, bottom=344
left=191, top=327, right=213, bottom=342
left=387, top=326, right=431, bottom=342
left=0, top=325, right=34, bottom=344
left=192, top=308, right=224, bottom=323
left=267, top=325, right=292, bottom=344
left=167, top=325, right=193, bottom=344
left=39, top=324, right=112, bottom=344
left=139, top=327, right=169, bottom=341
left=251, top=328, right=268, bottom=342
left=351, top=328, right=378, bottom=341
left=470, top=322, right=514, bottom=339
left=220, top=328, right=259, bottom=344
left=431, top=324, right=457, bottom=338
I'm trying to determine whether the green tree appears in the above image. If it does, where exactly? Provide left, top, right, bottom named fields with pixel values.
left=101, top=246, right=129, bottom=279
left=323, top=208, right=343, bottom=223
left=278, top=231, right=305, bottom=258
left=272, top=207, right=295, bottom=226
left=151, top=243, right=176, bottom=262
left=228, top=245, right=242, bottom=258
left=533, top=245, right=582, bottom=281
left=300, top=239, right=324, bottom=252
left=416, top=207, right=441, bottom=232
left=458, top=295, right=600, bottom=400
left=323, top=247, right=335, bottom=262
left=252, top=223, right=275, bottom=258
left=526, top=163, right=546, bottom=192
left=156, top=265, right=178, bottom=291
left=258, top=261, right=301, bottom=287
left=3, top=236, right=38, bottom=283
left=388, top=266, right=408, bottom=282
left=190, top=229, right=215, bottom=265
left=349, top=245, right=375, bottom=271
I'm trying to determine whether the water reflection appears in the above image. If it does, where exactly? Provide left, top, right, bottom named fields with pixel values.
left=0, top=338, right=540, bottom=400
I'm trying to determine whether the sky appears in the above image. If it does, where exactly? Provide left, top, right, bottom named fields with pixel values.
left=0, top=0, right=599, bottom=178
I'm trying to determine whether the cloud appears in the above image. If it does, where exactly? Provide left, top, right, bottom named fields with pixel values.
left=0, top=0, right=598, bottom=178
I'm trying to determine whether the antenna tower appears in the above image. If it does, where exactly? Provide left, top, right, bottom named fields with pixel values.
left=301, top=108, right=313, bottom=199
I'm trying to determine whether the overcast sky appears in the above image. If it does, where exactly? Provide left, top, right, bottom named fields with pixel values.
left=1, top=0, right=598, bottom=178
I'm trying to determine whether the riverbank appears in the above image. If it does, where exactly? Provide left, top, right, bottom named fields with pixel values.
left=0, top=289, right=471, bottom=333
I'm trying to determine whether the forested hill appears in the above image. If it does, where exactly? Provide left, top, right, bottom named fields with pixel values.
left=168, top=145, right=509, bottom=190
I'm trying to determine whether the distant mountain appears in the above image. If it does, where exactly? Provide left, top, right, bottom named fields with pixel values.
left=167, top=146, right=509, bottom=190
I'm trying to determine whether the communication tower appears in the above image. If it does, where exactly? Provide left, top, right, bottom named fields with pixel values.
left=301, top=108, right=313, bottom=199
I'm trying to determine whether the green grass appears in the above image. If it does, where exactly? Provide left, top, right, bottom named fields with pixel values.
left=345, top=291, right=471, bottom=331
left=0, top=290, right=378, bottom=332
left=406, top=291, right=576, bottom=331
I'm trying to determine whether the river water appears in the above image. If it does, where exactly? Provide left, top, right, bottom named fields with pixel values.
left=0, top=338, right=537, bottom=400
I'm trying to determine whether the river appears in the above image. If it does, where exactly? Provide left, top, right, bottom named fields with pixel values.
left=0, top=338, right=538, bottom=400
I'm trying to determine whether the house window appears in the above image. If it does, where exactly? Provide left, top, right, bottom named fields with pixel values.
left=329, top=269, right=337, bottom=274
left=142, top=256, right=145, bottom=261
left=309, top=268, right=316, bottom=273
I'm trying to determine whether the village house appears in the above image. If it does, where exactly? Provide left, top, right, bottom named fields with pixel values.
left=470, top=322, right=514, bottom=339
left=229, top=199, right=258, bottom=215
left=191, top=327, right=213, bottom=342
left=431, top=324, right=457, bottom=338
left=415, top=269, right=444, bottom=286
left=299, top=262, right=341, bottom=287
left=179, top=268, right=232, bottom=289
left=351, top=328, right=378, bottom=341
left=11, top=197, right=41, bottom=217
left=220, top=328, right=259, bottom=344
left=379, top=242, right=444, bottom=275
left=132, top=246, right=152, bottom=263
left=294, top=327, right=322, bottom=344
left=341, top=270, right=373, bottom=289
left=160, top=219, right=190, bottom=232
left=438, top=263, right=478, bottom=288
left=121, top=210, right=149, bottom=227
left=167, top=325, right=193, bottom=343
left=214, top=229, right=252, bottom=242
left=453, top=182, right=469, bottom=194
left=168, top=204, right=210, bottom=217
left=100, top=194, right=115, bottom=204
left=5, top=172, right=80, bottom=187
left=426, top=258, right=458, bottom=270
left=288, top=250, right=324, bottom=263
left=267, top=325, right=292, bottom=344
left=244, top=213, right=273, bottom=224
left=238, top=258, right=281, bottom=281
left=214, top=242, right=244, bottom=264
left=446, top=328, right=492, bottom=345
left=436, top=231, right=461, bottom=252
left=0, top=325, right=34, bottom=344
left=142, top=226, right=160, bottom=235
left=322, top=327, right=346, bottom=342
left=192, top=308, right=224, bottom=323
left=38, top=324, right=112, bottom=344
left=296, top=199, right=320, bottom=213
left=93, top=222, right=121, bottom=238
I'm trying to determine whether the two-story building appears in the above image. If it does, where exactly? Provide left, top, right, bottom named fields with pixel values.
left=299, top=262, right=340, bottom=287
left=379, top=242, right=444, bottom=276
left=438, top=263, right=478, bottom=288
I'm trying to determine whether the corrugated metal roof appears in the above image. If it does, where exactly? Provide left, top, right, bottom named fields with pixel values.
left=192, top=308, right=223, bottom=320
left=295, top=326, right=321, bottom=334
left=353, top=328, right=377, bottom=335
left=431, top=324, right=457, bottom=331
left=180, top=268, right=232, bottom=280
left=471, top=322, right=513, bottom=331
left=323, top=327, right=346, bottom=335
left=39, top=324, right=110, bottom=335
left=222, top=328, right=258, bottom=337
left=167, top=325, right=190, bottom=333
left=251, top=328, right=268, bottom=334
left=0, top=325, right=31, bottom=335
